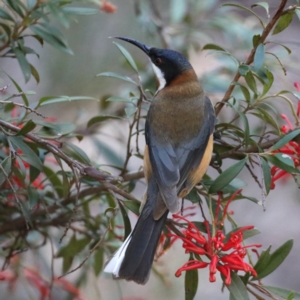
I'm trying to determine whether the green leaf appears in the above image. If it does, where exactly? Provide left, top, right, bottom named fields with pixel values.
left=27, top=0, right=37, bottom=10
left=0, top=7, right=14, bottom=22
left=34, top=120, right=76, bottom=137
left=296, top=8, right=300, bottom=21
left=97, top=72, right=138, bottom=85
left=264, top=286, right=300, bottom=300
left=265, top=154, right=299, bottom=174
left=261, top=68, right=274, bottom=95
left=57, top=235, right=90, bottom=258
left=113, top=42, right=139, bottom=73
left=261, top=157, right=271, bottom=194
left=254, top=246, right=271, bottom=276
left=170, top=0, right=187, bottom=23
left=254, top=239, right=293, bottom=280
left=9, top=136, right=42, bottom=170
left=236, top=111, right=250, bottom=147
left=63, top=142, right=90, bottom=164
left=122, top=200, right=141, bottom=215
left=30, top=64, right=40, bottom=84
left=209, top=158, right=247, bottom=193
left=185, top=254, right=198, bottom=300
left=117, top=199, right=131, bottom=240
left=252, top=34, right=261, bottom=48
left=15, top=120, right=36, bottom=136
left=222, top=3, right=265, bottom=27
left=0, top=156, right=12, bottom=187
left=271, top=128, right=300, bottom=151
left=27, top=186, right=38, bottom=208
left=251, top=2, right=270, bottom=18
left=125, top=106, right=137, bottom=117
left=202, top=44, right=226, bottom=52
left=7, top=0, right=25, bottom=17
left=254, top=43, right=265, bottom=70
left=273, top=12, right=294, bottom=35
left=43, top=166, right=63, bottom=197
left=226, top=272, right=249, bottom=300
left=63, top=7, right=99, bottom=15
left=39, top=95, right=98, bottom=106
left=268, top=41, right=291, bottom=54
left=106, top=96, right=133, bottom=103
left=231, top=82, right=251, bottom=102
left=87, top=115, right=122, bottom=128
left=185, top=188, right=201, bottom=204
left=29, top=25, right=73, bottom=55
left=244, top=71, right=257, bottom=94
left=93, top=247, right=104, bottom=276
left=7, top=75, right=29, bottom=105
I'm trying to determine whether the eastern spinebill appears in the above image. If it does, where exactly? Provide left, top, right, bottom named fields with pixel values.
left=104, top=37, right=216, bottom=284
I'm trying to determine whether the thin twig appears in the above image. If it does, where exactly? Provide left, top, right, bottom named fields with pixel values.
left=215, top=0, right=288, bottom=116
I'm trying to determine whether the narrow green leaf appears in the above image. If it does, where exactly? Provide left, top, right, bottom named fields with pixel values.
left=97, top=72, right=137, bottom=85
left=117, top=199, right=131, bottom=239
left=265, top=153, right=299, bottom=174
left=252, top=34, right=261, bottom=47
left=254, top=239, right=293, bottom=280
left=29, top=25, right=73, bottom=55
left=93, top=247, right=104, bottom=276
left=0, top=156, right=12, bottom=187
left=113, top=42, right=139, bottom=73
left=125, top=106, right=137, bottom=117
left=222, top=3, right=265, bottom=27
left=30, top=64, right=40, bottom=83
left=170, top=0, right=187, bottom=23
left=57, top=236, right=90, bottom=257
left=63, top=7, right=99, bottom=15
left=244, top=71, right=257, bottom=94
left=202, top=44, right=226, bottom=51
left=15, top=120, right=36, bottom=136
left=27, top=0, right=37, bottom=10
left=268, top=41, right=291, bottom=54
left=0, top=8, right=14, bottom=22
left=261, top=67, right=274, bottom=95
left=43, top=166, right=63, bottom=197
left=87, top=115, right=122, bottom=128
left=209, top=157, right=247, bottom=193
left=63, top=142, right=90, bottom=164
left=106, top=96, right=133, bottom=103
left=9, top=136, right=42, bottom=170
left=7, top=0, right=25, bottom=17
left=261, top=157, right=271, bottom=194
left=185, top=188, right=201, bottom=204
left=271, top=128, right=300, bottom=151
left=254, top=43, right=265, bottom=70
left=7, top=75, right=29, bottom=105
left=273, top=12, right=294, bottom=35
left=185, top=254, right=198, bottom=300
left=122, top=200, right=141, bottom=215
left=251, top=2, right=270, bottom=18
left=254, top=246, right=271, bottom=276
left=237, top=111, right=250, bottom=147
left=231, top=82, right=251, bottom=102
left=264, top=286, right=300, bottom=299
left=225, top=272, right=250, bottom=300
left=39, top=95, right=98, bottom=106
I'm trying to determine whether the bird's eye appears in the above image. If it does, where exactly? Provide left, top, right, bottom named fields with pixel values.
left=155, top=57, right=162, bottom=65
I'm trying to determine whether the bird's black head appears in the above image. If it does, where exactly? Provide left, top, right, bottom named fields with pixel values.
left=113, top=37, right=193, bottom=90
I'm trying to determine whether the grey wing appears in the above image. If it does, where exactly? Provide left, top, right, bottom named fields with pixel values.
left=145, top=120, right=180, bottom=212
left=177, top=96, right=215, bottom=190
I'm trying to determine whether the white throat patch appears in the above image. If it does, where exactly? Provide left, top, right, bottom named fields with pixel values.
left=151, top=63, right=166, bottom=94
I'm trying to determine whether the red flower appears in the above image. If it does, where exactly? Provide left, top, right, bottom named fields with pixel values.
left=172, top=190, right=261, bottom=286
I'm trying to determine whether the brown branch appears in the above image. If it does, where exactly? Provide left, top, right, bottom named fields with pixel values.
left=215, top=0, right=288, bottom=116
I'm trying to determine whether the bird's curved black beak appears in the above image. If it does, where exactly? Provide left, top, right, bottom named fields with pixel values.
left=112, top=36, right=150, bottom=55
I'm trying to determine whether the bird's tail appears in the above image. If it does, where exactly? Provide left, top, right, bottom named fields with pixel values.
left=104, top=178, right=168, bottom=285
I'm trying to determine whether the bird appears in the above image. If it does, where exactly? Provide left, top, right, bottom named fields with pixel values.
left=104, top=37, right=216, bottom=285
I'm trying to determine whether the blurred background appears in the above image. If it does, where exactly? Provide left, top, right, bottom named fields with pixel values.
left=1, top=0, right=300, bottom=299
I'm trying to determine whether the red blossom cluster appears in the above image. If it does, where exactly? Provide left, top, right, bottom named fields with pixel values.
left=100, top=0, right=117, bottom=13
left=0, top=265, right=86, bottom=300
left=171, top=190, right=261, bottom=286
left=270, top=82, right=300, bottom=189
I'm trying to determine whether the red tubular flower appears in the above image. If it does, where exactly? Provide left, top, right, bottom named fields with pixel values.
left=173, top=191, right=261, bottom=286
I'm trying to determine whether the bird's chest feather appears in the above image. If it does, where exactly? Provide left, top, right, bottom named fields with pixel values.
left=148, top=89, right=205, bottom=146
